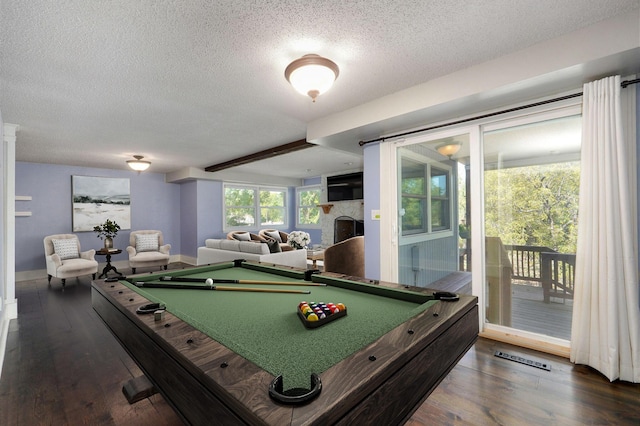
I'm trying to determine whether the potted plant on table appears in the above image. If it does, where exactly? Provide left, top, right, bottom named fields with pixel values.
left=93, top=219, right=120, bottom=249
left=288, top=231, right=311, bottom=250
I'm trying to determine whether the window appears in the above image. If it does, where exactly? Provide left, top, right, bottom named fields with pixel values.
left=401, top=159, right=427, bottom=234
left=400, top=151, right=452, bottom=237
left=224, top=186, right=256, bottom=227
left=296, top=185, right=321, bottom=227
left=260, top=189, right=286, bottom=226
left=430, top=166, right=450, bottom=231
left=224, top=184, right=287, bottom=229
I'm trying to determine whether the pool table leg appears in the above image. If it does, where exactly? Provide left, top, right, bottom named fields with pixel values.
left=122, top=375, right=157, bottom=404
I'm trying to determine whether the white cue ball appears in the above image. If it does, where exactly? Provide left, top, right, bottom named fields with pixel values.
left=205, top=278, right=214, bottom=286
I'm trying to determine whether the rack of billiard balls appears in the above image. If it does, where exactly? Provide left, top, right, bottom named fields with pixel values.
left=297, top=301, right=347, bottom=328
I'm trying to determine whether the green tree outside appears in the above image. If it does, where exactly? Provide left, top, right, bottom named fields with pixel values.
left=483, top=162, right=580, bottom=253
left=224, top=186, right=287, bottom=226
left=298, top=189, right=321, bottom=225
left=225, top=187, right=255, bottom=226
left=260, top=190, right=285, bottom=225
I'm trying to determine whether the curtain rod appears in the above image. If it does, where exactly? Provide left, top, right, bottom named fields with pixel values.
left=359, top=77, right=640, bottom=147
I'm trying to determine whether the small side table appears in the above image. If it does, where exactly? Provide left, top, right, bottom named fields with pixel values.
left=306, top=249, right=325, bottom=269
left=96, top=248, right=123, bottom=278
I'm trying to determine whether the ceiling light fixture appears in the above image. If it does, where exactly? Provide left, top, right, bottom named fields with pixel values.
left=126, top=155, right=151, bottom=171
left=285, top=54, right=339, bottom=102
left=436, top=142, right=461, bottom=158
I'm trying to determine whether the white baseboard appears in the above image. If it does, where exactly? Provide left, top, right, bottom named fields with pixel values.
left=16, top=256, right=196, bottom=282
left=0, top=316, right=7, bottom=381
left=0, top=298, right=18, bottom=381
left=16, top=269, right=46, bottom=282
left=178, top=254, right=196, bottom=266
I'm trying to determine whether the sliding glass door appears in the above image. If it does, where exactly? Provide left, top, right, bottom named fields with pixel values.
left=383, top=99, right=583, bottom=349
left=396, top=132, right=471, bottom=288
left=482, top=111, right=582, bottom=340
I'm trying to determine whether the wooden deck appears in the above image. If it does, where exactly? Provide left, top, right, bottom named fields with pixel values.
left=510, top=283, right=573, bottom=340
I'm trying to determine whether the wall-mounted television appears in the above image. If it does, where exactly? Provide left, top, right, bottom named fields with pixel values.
left=327, top=172, right=363, bottom=202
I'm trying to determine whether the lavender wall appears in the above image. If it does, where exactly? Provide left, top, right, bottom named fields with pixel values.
left=363, top=144, right=381, bottom=279
left=15, top=162, right=181, bottom=272
left=179, top=180, right=199, bottom=259
left=197, top=180, right=224, bottom=241
left=195, top=180, right=224, bottom=251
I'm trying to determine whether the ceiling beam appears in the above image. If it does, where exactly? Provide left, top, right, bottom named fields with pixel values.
left=205, top=139, right=314, bottom=172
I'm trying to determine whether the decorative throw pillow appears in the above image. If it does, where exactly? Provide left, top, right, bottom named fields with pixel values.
left=265, top=231, right=282, bottom=243
left=136, top=233, right=159, bottom=252
left=232, top=232, right=251, bottom=241
left=52, top=238, right=79, bottom=260
left=263, top=238, right=282, bottom=254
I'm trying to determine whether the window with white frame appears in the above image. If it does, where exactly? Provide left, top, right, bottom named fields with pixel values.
left=296, top=185, right=321, bottom=227
left=223, top=184, right=287, bottom=229
left=430, top=166, right=451, bottom=231
left=400, top=153, right=452, bottom=236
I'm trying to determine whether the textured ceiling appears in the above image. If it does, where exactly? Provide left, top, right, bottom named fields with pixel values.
left=1, top=0, right=638, bottom=178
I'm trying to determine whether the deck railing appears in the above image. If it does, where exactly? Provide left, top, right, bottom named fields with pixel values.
left=504, top=245, right=555, bottom=284
left=540, top=252, right=576, bottom=303
left=458, top=243, right=576, bottom=303
left=505, top=245, right=575, bottom=303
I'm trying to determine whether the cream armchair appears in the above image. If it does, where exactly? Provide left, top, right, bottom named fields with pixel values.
left=126, top=230, right=171, bottom=274
left=44, top=234, right=98, bottom=287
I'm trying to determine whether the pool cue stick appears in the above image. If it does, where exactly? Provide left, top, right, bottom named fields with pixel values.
left=159, top=276, right=326, bottom=286
left=136, top=282, right=311, bottom=294
left=212, top=286, right=311, bottom=294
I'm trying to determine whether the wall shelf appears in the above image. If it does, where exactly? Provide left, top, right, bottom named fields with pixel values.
left=318, top=204, right=334, bottom=214
left=16, top=195, right=32, bottom=216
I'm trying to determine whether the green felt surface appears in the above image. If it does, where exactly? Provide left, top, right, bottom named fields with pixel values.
left=125, top=264, right=438, bottom=390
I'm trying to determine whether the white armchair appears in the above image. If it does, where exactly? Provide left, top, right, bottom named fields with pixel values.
left=43, top=234, right=98, bottom=287
left=126, top=230, right=171, bottom=274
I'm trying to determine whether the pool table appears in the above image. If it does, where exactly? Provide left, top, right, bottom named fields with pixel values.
left=92, top=260, right=478, bottom=425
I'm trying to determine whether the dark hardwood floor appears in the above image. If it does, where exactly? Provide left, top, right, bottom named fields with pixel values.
left=1, top=267, right=639, bottom=425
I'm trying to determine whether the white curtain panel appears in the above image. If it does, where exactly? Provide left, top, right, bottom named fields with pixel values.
left=570, top=75, right=640, bottom=383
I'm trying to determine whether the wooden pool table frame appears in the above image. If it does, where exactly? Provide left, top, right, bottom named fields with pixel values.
left=92, top=261, right=478, bottom=425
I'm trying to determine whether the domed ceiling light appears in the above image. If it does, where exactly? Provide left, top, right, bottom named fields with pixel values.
left=436, top=142, right=461, bottom=158
left=126, top=155, right=151, bottom=171
left=285, top=54, right=339, bottom=102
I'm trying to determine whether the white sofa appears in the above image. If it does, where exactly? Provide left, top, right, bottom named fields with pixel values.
left=197, top=239, right=307, bottom=269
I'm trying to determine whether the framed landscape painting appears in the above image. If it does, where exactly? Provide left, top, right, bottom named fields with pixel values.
left=72, top=176, right=131, bottom=232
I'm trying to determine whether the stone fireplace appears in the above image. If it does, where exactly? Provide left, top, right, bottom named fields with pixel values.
left=319, top=200, right=364, bottom=246
left=334, top=216, right=365, bottom=243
